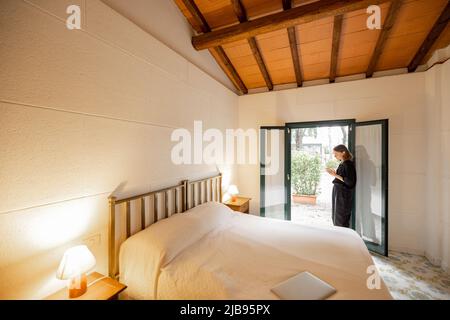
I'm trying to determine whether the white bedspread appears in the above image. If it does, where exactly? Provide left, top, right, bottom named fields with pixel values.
left=119, top=202, right=392, bottom=300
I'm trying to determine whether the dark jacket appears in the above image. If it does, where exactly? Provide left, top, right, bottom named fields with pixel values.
left=333, top=160, right=357, bottom=190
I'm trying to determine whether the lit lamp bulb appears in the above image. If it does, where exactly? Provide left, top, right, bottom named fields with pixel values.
left=56, top=245, right=96, bottom=298
left=228, top=185, right=239, bottom=202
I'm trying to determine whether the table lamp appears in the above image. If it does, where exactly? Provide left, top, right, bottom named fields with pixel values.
left=56, top=245, right=96, bottom=298
left=228, top=185, right=239, bottom=202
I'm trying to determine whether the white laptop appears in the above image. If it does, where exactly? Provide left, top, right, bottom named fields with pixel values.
left=271, top=272, right=337, bottom=300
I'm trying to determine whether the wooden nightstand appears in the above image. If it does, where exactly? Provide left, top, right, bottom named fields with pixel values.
left=45, top=272, right=126, bottom=300
left=224, top=196, right=251, bottom=213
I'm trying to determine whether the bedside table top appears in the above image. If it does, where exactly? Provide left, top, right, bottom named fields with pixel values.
left=224, top=196, right=251, bottom=206
left=45, top=272, right=126, bottom=300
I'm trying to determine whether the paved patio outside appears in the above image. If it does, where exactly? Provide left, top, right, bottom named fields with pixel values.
left=291, top=172, right=334, bottom=228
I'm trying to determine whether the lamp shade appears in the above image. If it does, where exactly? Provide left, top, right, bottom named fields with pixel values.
left=56, top=245, right=96, bottom=280
left=228, top=185, right=239, bottom=196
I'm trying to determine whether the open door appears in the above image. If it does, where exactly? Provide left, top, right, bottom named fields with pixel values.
left=260, top=120, right=389, bottom=257
left=285, top=119, right=356, bottom=225
left=355, top=120, right=389, bottom=256
left=260, top=127, right=288, bottom=220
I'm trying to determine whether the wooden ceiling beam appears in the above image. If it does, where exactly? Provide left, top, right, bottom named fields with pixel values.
left=192, top=0, right=391, bottom=50
left=366, top=0, right=403, bottom=78
left=287, top=27, right=303, bottom=87
left=248, top=37, right=274, bottom=90
left=181, top=0, right=210, bottom=33
left=180, top=0, right=247, bottom=94
left=283, top=0, right=302, bottom=87
left=408, top=1, right=450, bottom=72
left=231, top=0, right=273, bottom=91
left=211, top=47, right=248, bottom=93
left=282, top=0, right=292, bottom=11
left=231, top=0, right=247, bottom=23
left=330, top=14, right=343, bottom=83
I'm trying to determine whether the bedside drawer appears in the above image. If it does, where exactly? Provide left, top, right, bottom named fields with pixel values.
left=238, top=201, right=249, bottom=213
left=224, top=196, right=251, bottom=214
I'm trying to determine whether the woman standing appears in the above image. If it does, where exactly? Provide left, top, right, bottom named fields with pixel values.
left=326, top=145, right=357, bottom=228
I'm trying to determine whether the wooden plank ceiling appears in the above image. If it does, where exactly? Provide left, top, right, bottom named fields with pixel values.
left=175, top=0, right=450, bottom=94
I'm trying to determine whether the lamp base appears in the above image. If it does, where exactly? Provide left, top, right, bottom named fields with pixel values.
left=231, top=195, right=237, bottom=202
left=68, top=273, right=87, bottom=298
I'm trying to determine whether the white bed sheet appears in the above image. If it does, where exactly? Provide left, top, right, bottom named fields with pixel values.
left=119, top=202, right=392, bottom=300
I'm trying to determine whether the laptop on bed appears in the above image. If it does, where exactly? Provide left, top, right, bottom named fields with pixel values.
left=271, top=272, right=337, bottom=300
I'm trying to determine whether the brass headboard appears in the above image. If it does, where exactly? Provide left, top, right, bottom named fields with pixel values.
left=108, top=173, right=222, bottom=278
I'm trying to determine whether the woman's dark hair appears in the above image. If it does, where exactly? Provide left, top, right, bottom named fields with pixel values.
left=333, top=144, right=353, bottom=161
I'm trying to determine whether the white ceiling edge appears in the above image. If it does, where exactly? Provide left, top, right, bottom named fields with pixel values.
left=101, top=0, right=238, bottom=94
left=423, top=44, right=450, bottom=70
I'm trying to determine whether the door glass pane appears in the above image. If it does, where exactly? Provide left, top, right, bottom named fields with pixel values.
left=261, top=128, right=285, bottom=220
left=355, top=124, right=383, bottom=246
left=290, top=125, right=349, bottom=228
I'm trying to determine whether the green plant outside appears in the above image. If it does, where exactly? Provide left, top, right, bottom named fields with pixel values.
left=291, top=152, right=322, bottom=196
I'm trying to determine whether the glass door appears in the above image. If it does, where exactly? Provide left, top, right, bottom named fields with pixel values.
left=260, top=120, right=389, bottom=257
left=260, top=127, right=288, bottom=220
left=355, top=120, right=389, bottom=256
left=285, top=120, right=356, bottom=225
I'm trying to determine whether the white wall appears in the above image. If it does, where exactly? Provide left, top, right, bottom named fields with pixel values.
left=101, top=0, right=237, bottom=93
left=0, top=0, right=238, bottom=299
left=238, top=71, right=430, bottom=255
left=424, top=60, right=450, bottom=271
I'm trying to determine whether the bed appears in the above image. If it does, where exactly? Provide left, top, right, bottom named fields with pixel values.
left=108, top=174, right=392, bottom=300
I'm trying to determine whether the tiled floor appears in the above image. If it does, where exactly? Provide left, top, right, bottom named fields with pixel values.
left=291, top=173, right=334, bottom=228
left=291, top=202, right=332, bottom=228
left=372, top=251, right=450, bottom=300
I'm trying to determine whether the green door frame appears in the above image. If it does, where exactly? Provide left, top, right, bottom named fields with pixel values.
left=285, top=119, right=356, bottom=224
left=260, top=126, right=286, bottom=219
left=261, top=119, right=389, bottom=256
left=355, top=119, right=389, bottom=256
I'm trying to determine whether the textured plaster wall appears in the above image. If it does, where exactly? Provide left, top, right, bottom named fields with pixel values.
left=0, top=0, right=238, bottom=299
